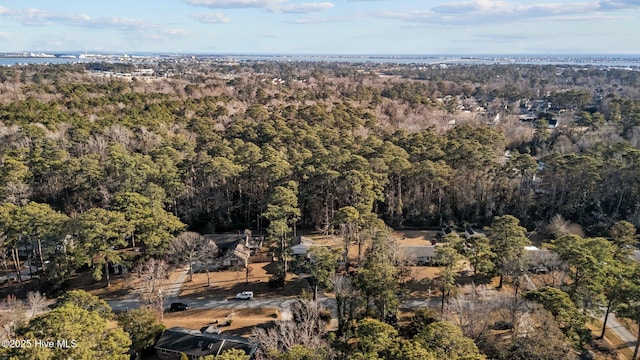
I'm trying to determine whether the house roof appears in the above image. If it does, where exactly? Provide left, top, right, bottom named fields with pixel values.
left=401, top=245, right=436, bottom=259
left=204, top=234, right=245, bottom=251
left=223, top=242, right=250, bottom=263
left=293, top=236, right=314, bottom=246
left=464, top=227, right=485, bottom=238
left=633, top=250, right=640, bottom=262
left=155, top=327, right=257, bottom=359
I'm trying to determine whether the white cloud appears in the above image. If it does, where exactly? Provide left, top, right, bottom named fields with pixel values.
left=1, top=7, right=155, bottom=30
left=0, top=32, right=8, bottom=38
left=186, top=0, right=333, bottom=14
left=285, top=15, right=351, bottom=24
left=191, top=12, right=231, bottom=23
left=599, top=0, right=640, bottom=10
left=374, top=0, right=639, bottom=26
left=164, top=29, right=189, bottom=35
left=184, top=0, right=284, bottom=8
left=270, top=2, right=334, bottom=14
left=0, top=5, right=188, bottom=48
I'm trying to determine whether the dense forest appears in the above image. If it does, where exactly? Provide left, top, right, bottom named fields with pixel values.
left=2, top=62, right=640, bottom=234
left=1, top=60, right=640, bottom=359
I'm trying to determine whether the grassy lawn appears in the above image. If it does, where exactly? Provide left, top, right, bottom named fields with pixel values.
left=587, top=319, right=634, bottom=360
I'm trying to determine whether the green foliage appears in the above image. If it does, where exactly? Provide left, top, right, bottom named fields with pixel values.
left=524, top=287, right=585, bottom=334
left=389, top=340, right=436, bottom=360
left=434, top=246, right=463, bottom=312
left=72, top=208, right=133, bottom=285
left=488, top=215, right=530, bottom=288
left=117, top=307, right=165, bottom=353
left=111, top=191, right=186, bottom=253
left=614, top=263, right=640, bottom=359
left=263, top=181, right=300, bottom=239
left=551, top=235, right=615, bottom=310
left=353, top=318, right=398, bottom=356
left=53, top=289, right=113, bottom=319
left=452, top=233, right=496, bottom=281
left=415, top=321, right=486, bottom=360
left=404, top=308, right=438, bottom=338
left=355, top=225, right=401, bottom=320
left=307, top=246, right=341, bottom=290
left=609, top=220, right=637, bottom=261
left=11, top=304, right=131, bottom=360
left=266, top=345, right=328, bottom=360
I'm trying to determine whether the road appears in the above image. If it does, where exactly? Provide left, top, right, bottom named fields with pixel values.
left=601, top=312, right=638, bottom=353
left=107, top=296, right=342, bottom=322
left=0, top=260, right=38, bottom=283
left=105, top=275, right=638, bottom=355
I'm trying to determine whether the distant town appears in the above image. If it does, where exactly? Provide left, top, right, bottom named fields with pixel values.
left=1, top=51, right=640, bottom=68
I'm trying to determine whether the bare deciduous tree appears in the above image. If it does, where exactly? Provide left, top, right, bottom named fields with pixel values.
left=135, top=258, right=168, bottom=320
left=252, top=299, right=328, bottom=358
left=25, top=291, right=47, bottom=320
left=169, top=231, right=207, bottom=282
left=449, top=295, right=495, bottom=342
left=196, top=238, right=219, bottom=287
left=0, top=294, right=25, bottom=340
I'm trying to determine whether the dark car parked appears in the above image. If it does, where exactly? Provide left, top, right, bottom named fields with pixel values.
left=169, top=302, right=189, bottom=312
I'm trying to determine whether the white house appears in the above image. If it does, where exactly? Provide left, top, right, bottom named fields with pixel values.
left=401, top=245, right=436, bottom=265
left=291, top=236, right=314, bottom=256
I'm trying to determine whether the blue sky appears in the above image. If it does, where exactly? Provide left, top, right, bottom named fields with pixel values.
left=0, top=0, right=639, bottom=54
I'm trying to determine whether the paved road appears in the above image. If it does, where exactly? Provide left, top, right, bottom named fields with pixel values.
left=107, top=296, right=341, bottom=321
left=106, top=281, right=638, bottom=354
left=0, top=260, right=38, bottom=283
left=601, top=312, right=638, bottom=353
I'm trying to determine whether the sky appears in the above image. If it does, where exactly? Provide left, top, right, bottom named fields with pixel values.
left=0, top=0, right=639, bottom=55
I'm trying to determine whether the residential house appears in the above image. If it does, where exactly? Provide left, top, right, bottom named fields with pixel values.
left=440, top=227, right=455, bottom=238
left=291, top=236, right=314, bottom=256
left=464, top=227, right=485, bottom=239
left=155, top=327, right=258, bottom=360
left=220, top=242, right=250, bottom=268
left=633, top=250, right=640, bottom=263
left=401, top=245, right=436, bottom=266
left=204, top=232, right=262, bottom=268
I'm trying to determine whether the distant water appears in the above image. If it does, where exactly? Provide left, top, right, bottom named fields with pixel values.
left=0, top=57, right=86, bottom=66
left=1, top=55, right=639, bottom=68
left=215, top=54, right=640, bottom=67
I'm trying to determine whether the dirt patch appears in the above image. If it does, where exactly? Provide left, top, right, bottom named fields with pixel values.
left=586, top=320, right=631, bottom=360
left=162, top=307, right=281, bottom=337
left=392, top=230, right=439, bottom=245
left=64, top=270, right=140, bottom=299
left=179, top=262, right=311, bottom=299
left=617, top=317, right=639, bottom=338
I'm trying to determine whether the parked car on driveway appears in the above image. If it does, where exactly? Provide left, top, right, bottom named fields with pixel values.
left=169, top=302, right=189, bottom=312
left=235, top=291, right=254, bottom=300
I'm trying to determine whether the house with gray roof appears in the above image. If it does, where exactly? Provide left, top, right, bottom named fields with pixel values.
left=155, top=327, right=258, bottom=360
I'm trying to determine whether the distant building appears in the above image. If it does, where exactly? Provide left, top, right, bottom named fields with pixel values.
left=401, top=245, right=436, bottom=265
left=464, top=227, right=485, bottom=239
left=291, top=236, right=314, bottom=256
left=203, top=231, right=263, bottom=268
left=155, top=327, right=258, bottom=360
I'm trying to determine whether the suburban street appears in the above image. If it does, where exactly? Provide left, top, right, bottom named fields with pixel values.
left=601, top=312, right=638, bottom=351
